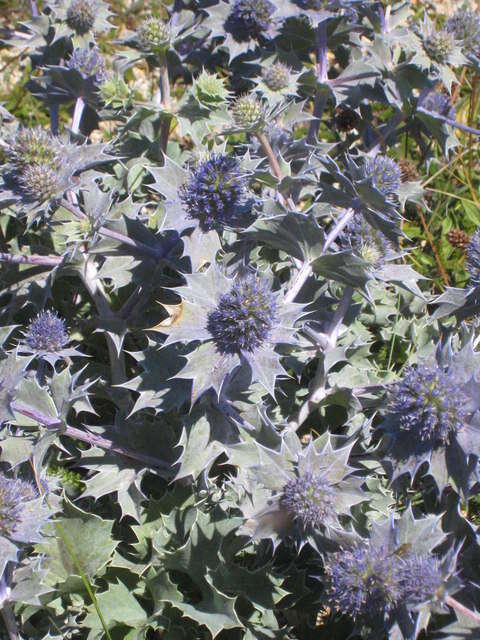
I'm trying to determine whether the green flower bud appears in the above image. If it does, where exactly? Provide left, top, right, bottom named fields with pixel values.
left=263, top=62, right=290, bottom=92
left=423, top=30, right=454, bottom=64
left=193, top=71, right=230, bottom=109
left=18, top=164, right=60, bottom=202
left=137, top=17, right=171, bottom=53
left=231, top=95, right=265, bottom=131
left=8, top=127, right=61, bottom=172
left=99, top=75, right=132, bottom=110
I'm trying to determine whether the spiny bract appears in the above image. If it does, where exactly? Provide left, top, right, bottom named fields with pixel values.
left=136, top=17, right=171, bottom=52
left=231, top=94, right=265, bottom=130
left=8, top=127, right=61, bottom=172
left=446, top=9, right=480, bottom=55
left=363, top=155, right=402, bottom=197
left=281, top=472, right=335, bottom=530
left=423, top=30, right=455, bottom=65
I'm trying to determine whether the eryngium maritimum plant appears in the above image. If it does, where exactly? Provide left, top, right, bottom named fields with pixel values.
left=68, top=46, right=106, bottom=82
left=24, top=311, right=69, bottom=353
left=179, top=154, right=249, bottom=231
left=7, top=127, right=62, bottom=172
left=136, top=17, right=171, bottom=53
left=340, top=215, right=395, bottom=267
left=363, top=155, right=402, bottom=199
left=160, top=268, right=302, bottom=400
left=231, top=94, right=266, bottom=130
left=0, top=473, right=36, bottom=538
left=446, top=8, right=480, bottom=56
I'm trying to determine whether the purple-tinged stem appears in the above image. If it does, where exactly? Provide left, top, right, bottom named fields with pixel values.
left=11, top=402, right=172, bottom=476
left=307, top=20, right=329, bottom=144
left=321, top=207, right=355, bottom=255
left=158, top=52, right=171, bottom=157
left=0, top=252, right=62, bottom=267
left=446, top=596, right=480, bottom=624
left=30, top=0, right=39, bottom=17
left=60, top=199, right=161, bottom=260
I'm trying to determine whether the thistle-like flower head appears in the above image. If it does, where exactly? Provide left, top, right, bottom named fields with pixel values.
left=207, top=274, right=278, bottom=355
left=0, top=473, right=36, bottom=538
left=7, top=127, right=61, bottom=172
left=363, top=156, right=402, bottom=198
left=419, top=90, right=455, bottom=118
left=161, top=267, right=302, bottom=400
left=262, top=62, right=290, bottom=92
left=231, top=94, right=265, bottom=131
left=228, top=0, right=276, bottom=36
left=323, top=509, right=459, bottom=635
left=446, top=9, right=480, bottom=55
left=388, top=363, right=469, bottom=448
left=136, top=17, right=171, bottom=53
left=25, top=311, right=69, bottom=353
left=18, top=164, right=61, bottom=203
left=341, top=215, right=394, bottom=267
left=380, top=342, right=480, bottom=494
left=466, top=230, right=480, bottom=287
left=66, top=0, right=95, bottom=35
left=423, top=30, right=455, bottom=65
left=325, top=545, right=444, bottom=622
left=281, top=471, right=336, bottom=531
left=68, top=46, right=106, bottom=82
left=179, top=154, right=248, bottom=231
left=236, top=435, right=365, bottom=548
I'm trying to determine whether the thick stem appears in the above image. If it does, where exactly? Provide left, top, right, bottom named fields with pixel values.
left=289, top=286, right=354, bottom=431
left=321, top=207, right=355, bottom=255
left=60, top=199, right=160, bottom=260
left=11, top=402, right=171, bottom=476
left=0, top=252, right=62, bottom=267
left=445, top=596, right=480, bottom=624
left=1, top=605, right=18, bottom=640
left=50, top=104, right=59, bottom=136
left=30, top=0, right=38, bottom=17
left=158, top=53, right=171, bottom=156
left=307, top=21, right=328, bottom=145
left=71, top=97, right=85, bottom=137
left=256, top=131, right=282, bottom=180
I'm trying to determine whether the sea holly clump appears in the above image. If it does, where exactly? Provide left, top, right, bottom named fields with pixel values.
left=179, top=154, right=248, bottom=232
left=446, top=8, right=480, bottom=56
left=24, top=311, right=69, bottom=354
left=228, top=0, right=276, bottom=37
left=466, top=230, right=480, bottom=287
left=66, top=0, right=95, bottom=35
left=68, top=46, right=106, bottom=82
left=262, top=62, right=290, bottom=92
left=231, top=94, right=265, bottom=131
left=363, top=156, right=402, bottom=199
left=0, top=473, right=36, bottom=538
left=136, top=17, right=171, bottom=53
left=192, top=71, right=230, bottom=110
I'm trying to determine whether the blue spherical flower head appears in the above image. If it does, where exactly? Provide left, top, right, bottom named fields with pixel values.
left=388, top=363, right=469, bottom=448
left=66, top=0, right=95, bottom=35
left=325, top=545, right=444, bottom=624
left=341, top=215, right=394, bottom=267
left=207, top=274, right=277, bottom=355
left=0, top=473, right=36, bottom=538
left=419, top=90, right=455, bottom=119
left=466, top=230, right=480, bottom=287
left=25, top=311, right=69, bottom=354
left=179, top=154, right=248, bottom=231
left=281, top=471, right=335, bottom=531
left=446, top=9, right=480, bottom=55
left=68, top=46, right=106, bottom=82
left=363, top=156, right=402, bottom=198
left=228, top=0, right=276, bottom=37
